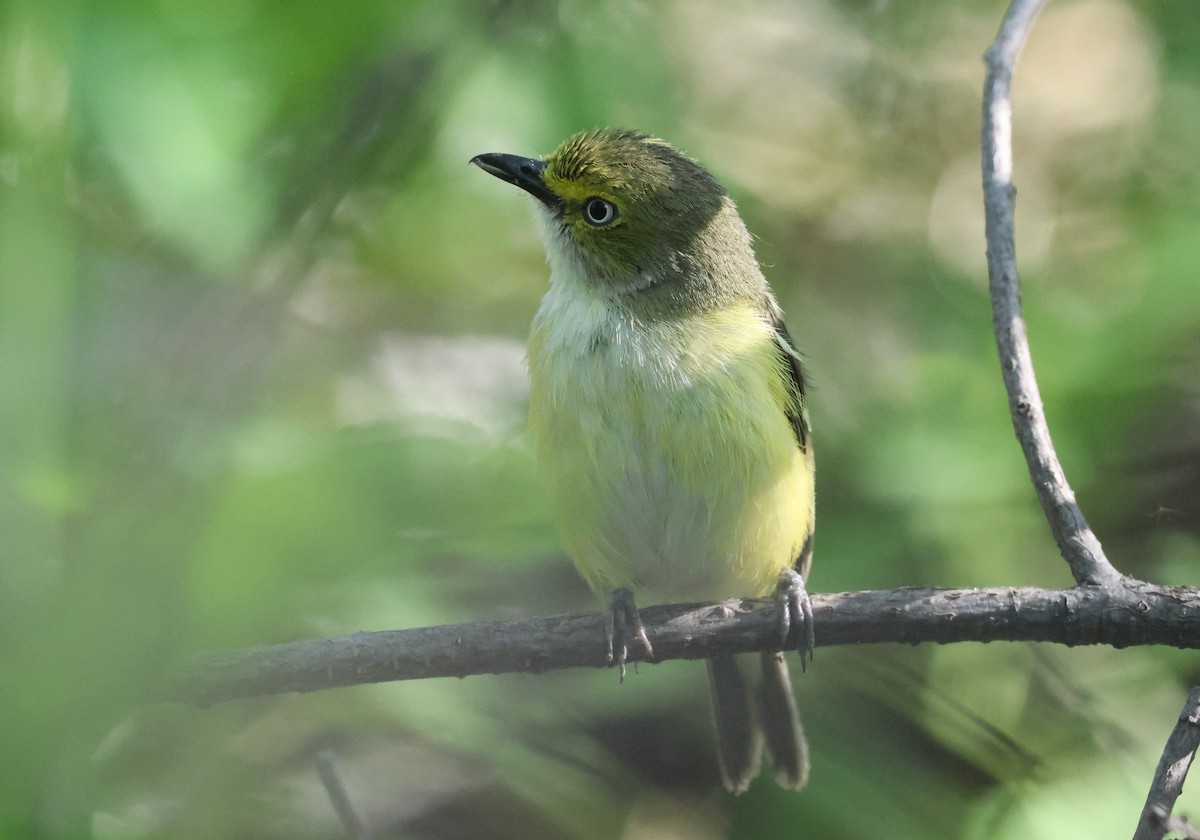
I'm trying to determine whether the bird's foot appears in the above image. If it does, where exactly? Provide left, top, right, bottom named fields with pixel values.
left=605, top=587, right=654, bottom=682
left=775, top=569, right=814, bottom=672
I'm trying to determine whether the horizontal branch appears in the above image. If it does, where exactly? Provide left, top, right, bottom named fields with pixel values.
left=181, top=580, right=1200, bottom=706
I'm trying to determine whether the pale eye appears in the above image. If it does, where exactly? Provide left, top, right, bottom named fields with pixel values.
left=582, top=197, right=617, bottom=226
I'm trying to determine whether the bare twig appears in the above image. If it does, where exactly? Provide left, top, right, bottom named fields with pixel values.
left=1146, top=806, right=1200, bottom=840
left=1134, top=686, right=1200, bottom=840
left=981, top=0, right=1123, bottom=587
left=180, top=582, right=1200, bottom=706
left=315, top=748, right=371, bottom=840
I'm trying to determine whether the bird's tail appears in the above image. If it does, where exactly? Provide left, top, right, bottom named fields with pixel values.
left=707, top=653, right=761, bottom=794
left=706, top=652, right=809, bottom=794
left=758, top=650, right=809, bottom=790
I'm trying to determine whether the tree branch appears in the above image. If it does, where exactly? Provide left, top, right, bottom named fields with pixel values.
left=180, top=581, right=1200, bottom=706
left=1134, top=685, right=1200, bottom=840
left=314, top=748, right=371, bottom=840
left=981, top=0, right=1122, bottom=587
left=1143, top=807, right=1200, bottom=840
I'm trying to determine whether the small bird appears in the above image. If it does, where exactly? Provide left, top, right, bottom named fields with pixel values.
left=472, top=129, right=815, bottom=794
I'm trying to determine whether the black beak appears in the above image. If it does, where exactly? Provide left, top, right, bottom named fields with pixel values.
left=470, top=152, right=560, bottom=209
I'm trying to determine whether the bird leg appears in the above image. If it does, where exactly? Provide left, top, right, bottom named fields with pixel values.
left=775, top=569, right=814, bottom=672
left=605, top=587, right=654, bottom=681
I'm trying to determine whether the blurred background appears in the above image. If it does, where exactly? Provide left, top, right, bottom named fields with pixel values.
left=2, top=0, right=1199, bottom=836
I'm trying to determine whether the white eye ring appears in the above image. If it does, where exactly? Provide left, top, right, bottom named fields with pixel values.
left=582, top=197, right=617, bottom=226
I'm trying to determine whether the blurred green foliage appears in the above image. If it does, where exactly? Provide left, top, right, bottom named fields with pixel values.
left=2, top=0, right=1199, bottom=837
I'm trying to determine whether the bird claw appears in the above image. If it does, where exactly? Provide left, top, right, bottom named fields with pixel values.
left=776, top=569, right=814, bottom=672
left=605, top=587, right=654, bottom=681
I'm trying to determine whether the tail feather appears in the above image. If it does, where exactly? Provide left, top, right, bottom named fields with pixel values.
left=758, top=651, right=809, bottom=790
left=706, top=653, right=762, bottom=794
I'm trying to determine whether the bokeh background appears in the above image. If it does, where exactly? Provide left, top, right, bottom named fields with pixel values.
left=3, top=0, right=1199, bottom=837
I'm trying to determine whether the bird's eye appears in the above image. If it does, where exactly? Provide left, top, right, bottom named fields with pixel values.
left=582, top=197, right=617, bottom=226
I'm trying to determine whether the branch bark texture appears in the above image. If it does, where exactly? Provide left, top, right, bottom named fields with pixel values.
left=1134, top=685, right=1200, bottom=840
left=981, top=0, right=1122, bottom=588
left=182, top=581, right=1200, bottom=706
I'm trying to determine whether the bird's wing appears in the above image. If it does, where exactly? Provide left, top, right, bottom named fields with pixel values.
left=770, top=309, right=815, bottom=577
left=769, top=313, right=810, bottom=453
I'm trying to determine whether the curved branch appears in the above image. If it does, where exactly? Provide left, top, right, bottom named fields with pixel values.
left=1134, top=685, right=1200, bottom=840
left=181, top=581, right=1200, bottom=706
left=981, top=0, right=1122, bottom=586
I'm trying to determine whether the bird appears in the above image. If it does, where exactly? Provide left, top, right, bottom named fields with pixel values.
left=471, top=128, right=815, bottom=794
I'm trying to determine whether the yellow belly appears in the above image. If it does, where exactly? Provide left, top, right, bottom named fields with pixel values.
left=528, top=298, right=814, bottom=602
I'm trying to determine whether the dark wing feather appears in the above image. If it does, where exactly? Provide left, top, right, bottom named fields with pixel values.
left=770, top=314, right=810, bottom=453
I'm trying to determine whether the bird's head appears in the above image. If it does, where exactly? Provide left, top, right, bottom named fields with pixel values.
left=472, top=129, right=765, bottom=310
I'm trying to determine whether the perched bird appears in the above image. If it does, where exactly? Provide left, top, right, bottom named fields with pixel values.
left=472, top=129, right=815, bottom=794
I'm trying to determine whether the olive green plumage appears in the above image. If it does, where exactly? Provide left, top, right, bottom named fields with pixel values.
left=473, top=128, right=815, bottom=793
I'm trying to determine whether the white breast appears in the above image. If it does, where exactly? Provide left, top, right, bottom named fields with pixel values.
left=527, top=251, right=807, bottom=603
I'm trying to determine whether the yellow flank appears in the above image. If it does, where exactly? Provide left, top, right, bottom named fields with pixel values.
left=528, top=298, right=814, bottom=603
